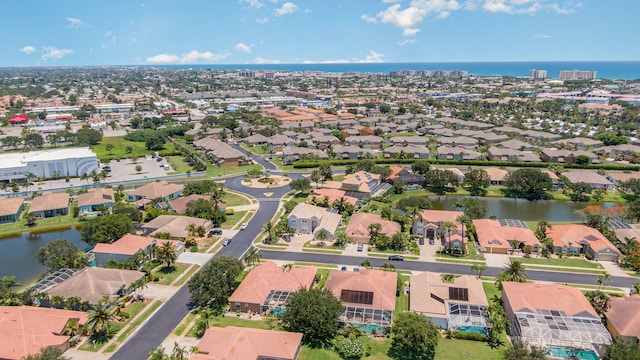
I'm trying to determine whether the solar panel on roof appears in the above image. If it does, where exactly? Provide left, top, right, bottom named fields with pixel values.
left=355, top=175, right=361, bottom=181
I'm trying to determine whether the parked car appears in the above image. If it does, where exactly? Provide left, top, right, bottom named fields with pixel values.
left=222, top=238, right=231, bottom=246
left=419, top=238, right=424, bottom=245
left=240, top=223, right=248, bottom=230
left=341, top=266, right=347, bottom=271
left=357, top=243, right=364, bottom=251
left=156, top=157, right=163, bottom=162
left=209, top=229, right=223, bottom=236
left=388, top=255, right=404, bottom=261
left=282, top=234, right=292, bottom=242
left=428, top=237, right=435, bottom=245
left=102, top=165, right=111, bottom=172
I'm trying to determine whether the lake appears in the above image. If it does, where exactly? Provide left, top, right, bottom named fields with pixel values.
left=0, top=227, right=88, bottom=285
left=428, top=196, right=618, bottom=222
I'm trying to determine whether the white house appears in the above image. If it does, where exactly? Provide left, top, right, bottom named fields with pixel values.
left=0, top=147, right=99, bottom=182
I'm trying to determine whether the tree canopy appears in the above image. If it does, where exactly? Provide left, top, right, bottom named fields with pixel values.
left=36, top=239, right=88, bottom=271
left=281, top=287, right=342, bottom=346
left=504, top=168, right=553, bottom=201
left=80, top=214, right=134, bottom=245
left=390, top=312, right=439, bottom=360
left=424, top=169, right=459, bottom=195
left=463, top=168, right=491, bottom=196
left=188, top=256, right=244, bottom=313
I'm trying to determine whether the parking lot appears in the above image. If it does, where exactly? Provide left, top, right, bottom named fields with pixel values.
left=101, top=155, right=173, bottom=182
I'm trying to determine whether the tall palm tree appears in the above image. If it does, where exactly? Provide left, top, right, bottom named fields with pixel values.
left=441, top=221, right=457, bottom=250
left=623, top=237, right=639, bottom=265
left=333, top=197, right=349, bottom=214
left=157, top=241, right=177, bottom=269
left=243, top=247, right=262, bottom=267
left=368, top=223, right=382, bottom=241
left=456, top=214, right=471, bottom=254
left=500, top=259, right=528, bottom=283
left=262, top=221, right=275, bottom=244
left=85, top=303, right=115, bottom=337
left=148, top=346, right=169, bottom=360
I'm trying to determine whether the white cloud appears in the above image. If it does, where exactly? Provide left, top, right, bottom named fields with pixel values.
left=361, top=14, right=378, bottom=23
left=534, top=33, right=551, bottom=38
left=256, top=17, right=269, bottom=24
left=276, top=2, right=299, bottom=16
left=19, top=46, right=36, bottom=54
left=255, top=57, right=281, bottom=64
left=242, top=0, right=264, bottom=8
left=235, top=43, right=252, bottom=53
left=41, top=47, right=73, bottom=62
left=403, top=28, right=421, bottom=36
left=66, top=17, right=83, bottom=28
left=302, top=58, right=350, bottom=64
left=146, top=50, right=231, bottom=64
left=398, top=39, right=417, bottom=46
left=357, top=50, right=385, bottom=63
left=101, top=31, right=117, bottom=49
left=482, top=0, right=576, bottom=14
left=436, top=10, right=451, bottom=19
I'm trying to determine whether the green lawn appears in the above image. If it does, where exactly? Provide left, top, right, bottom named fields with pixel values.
left=205, top=163, right=262, bottom=178
left=240, top=143, right=269, bottom=155
left=482, top=281, right=501, bottom=304
left=0, top=202, right=81, bottom=238
left=173, top=265, right=201, bottom=286
left=166, top=155, right=194, bottom=174
left=396, top=275, right=409, bottom=314
left=152, top=263, right=190, bottom=285
left=223, top=191, right=251, bottom=207
left=104, top=300, right=163, bottom=353
left=299, top=336, right=392, bottom=360
left=185, top=314, right=279, bottom=337
left=221, top=210, right=248, bottom=229
left=515, top=256, right=604, bottom=269
left=436, top=258, right=486, bottom=265
left=92, top=136, right=176, bottom=162
left=435, top=338, right=503, bottom=360
left=174, top=312, right=197, bottom=336
left=270, top=156, right=296, bottom=171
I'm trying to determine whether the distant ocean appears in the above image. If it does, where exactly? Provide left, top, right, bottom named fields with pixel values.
left=159, top=61, right=640, bottom=80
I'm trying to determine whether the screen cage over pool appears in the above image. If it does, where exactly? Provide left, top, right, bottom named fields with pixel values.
left=339, top=306, right=393, bottom=333
left=448, top=303, right=491, bottom=330
left=260, top=289, right=292, bottom=314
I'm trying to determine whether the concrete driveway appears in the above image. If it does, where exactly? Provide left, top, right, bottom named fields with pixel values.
left=176, top=252, right=213, bottom=266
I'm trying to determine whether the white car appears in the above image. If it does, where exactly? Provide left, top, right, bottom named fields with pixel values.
left=240, top=223, right=248, bottom=230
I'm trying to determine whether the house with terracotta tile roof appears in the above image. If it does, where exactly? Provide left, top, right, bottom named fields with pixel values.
left=228, top=261, right=316, bottom=314
left=141, top=215, right=211, bottom=239
left=0, top=197, right=24, bottom=223
left=0, top=306, right=88, bottom=360
left=502, top=282, right=611, bottom=354
left=92, top=234, right=184, bottom=266
left=410, top=272, right=489, bottom=331
left=546, top=224, right=621, bottom=261
left=287, top=203, right=342, bottom=241
left=77, top=188, right=114, bottom=216
left=45, top=267, right=145, bottom=305
left=605, top=295, right=640, bottom=344
left=412, top=210, right=464, bottom=242
left=191, top=326, right=303, bottom=360
left=345, top=213, right=401, bottom=243
left=340, top=170, right=381, bottom=193
left=168, top=194, right=226, bottom=214
left=474, top=219, right=541, bottom=254
left=386, top=166, right=425, bottom=186
left=126, top=181, right=184, bottom=203
left=29, top=193, right=70, bottom=218
left=306, top=188, right=358, bottom=207
left=324, top=268, right=397, bottom=332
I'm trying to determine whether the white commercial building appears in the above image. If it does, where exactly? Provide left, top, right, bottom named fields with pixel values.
left=0, top=147, right=99, bottom=182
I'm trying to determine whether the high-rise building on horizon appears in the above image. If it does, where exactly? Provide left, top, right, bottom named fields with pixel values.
left=530, top=69, right=547, bottom=80
left=559, top=69, right=597, bottom=80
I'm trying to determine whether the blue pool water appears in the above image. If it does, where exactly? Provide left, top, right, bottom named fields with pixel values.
left=548, top=346, right=599, bottom=360
left=456, top=325, right=488, bottom=335
left=270, top=307, right=285, bottom=316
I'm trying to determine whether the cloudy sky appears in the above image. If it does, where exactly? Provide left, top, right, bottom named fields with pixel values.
left=4, top=0, right=637, bottom=66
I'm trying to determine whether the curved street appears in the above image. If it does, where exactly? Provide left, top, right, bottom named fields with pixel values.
left=112, top=155, right=635, bottom=359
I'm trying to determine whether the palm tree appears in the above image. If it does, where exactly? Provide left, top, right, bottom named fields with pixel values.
left=368, top=223, right=382, bottom=241
left=440, top=273, right=457, bottom=283
left=148, top=346, right=169, bottom=360
left=186, top=223, right=197, bottom=238
left=243, top=247, right=262, bottom=267
left=471, top=263, right=487, bottom=279
left=315, top=229, right=328, bottom=244
left=441, top=221, right=457, bottom=250
left=262, top=221, right=275, bottom=244
left=157, top=241, right=177, bottom=269
left=65, top=318, right=81, bottom=336
left=499, top=259, right=528, bottom=284
left=85, top=303, right=115, bottom=337
left=333, top=197, right=349, bottom=214
left=456, top=214, right=471, bottom=254
left=596, top=272, right=611, bottom=289
left=623, top=237, right=639, bottom=266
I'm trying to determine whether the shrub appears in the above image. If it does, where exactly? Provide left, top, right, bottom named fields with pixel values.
left=451, top=331, right=487, bottom=342
left=335, top=336, right=364, bottom=360
left=190, top=245, right=199, bottom=252
left=225, top=208, right=235, bottom=215
left=585, top=252, right=594, bottom=260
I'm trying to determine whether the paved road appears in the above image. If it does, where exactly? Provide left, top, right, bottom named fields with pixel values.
left=259, top=250, right=636, bottom=288
left=111, top=159, right=292, bottom=359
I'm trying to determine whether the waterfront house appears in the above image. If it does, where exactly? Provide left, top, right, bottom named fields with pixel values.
left=546, top=224, right=621, bottom=261
left=561, top=171, right=615, bottom=191
left=0, top=197, right=24, bottom=223
left=412, top=210, right=464, bottom=244
left=29, top=193, right=70, bottom=218
left=473, top=219, right=541, bottom=254
left=92, top=233, right=184, bottom=267
left=77, top=188, right=114, bottom=216
left=141, top=215, right=211, bottom=239
left=126, top=181, right=184, bottom=205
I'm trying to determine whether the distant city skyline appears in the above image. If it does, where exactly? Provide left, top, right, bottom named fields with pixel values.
left=3, top=0, right=638, bottom=67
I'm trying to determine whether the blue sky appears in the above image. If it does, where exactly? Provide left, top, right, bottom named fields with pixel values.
left=3, top=0, right=637, bottom=66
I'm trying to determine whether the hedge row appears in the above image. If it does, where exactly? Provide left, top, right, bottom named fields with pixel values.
left=291, top=158, right=639, bottom=171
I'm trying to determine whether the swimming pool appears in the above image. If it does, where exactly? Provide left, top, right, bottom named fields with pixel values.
left=455, top=325, right=488, bottom=335
left=547, top=346, right=599, bottom=360
left=269, top=307, right=285, bottom=316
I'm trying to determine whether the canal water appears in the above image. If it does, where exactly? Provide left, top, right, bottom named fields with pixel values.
left=0, top=227, right=88, bottom=285
left=428, top=196, right=618, bottom=222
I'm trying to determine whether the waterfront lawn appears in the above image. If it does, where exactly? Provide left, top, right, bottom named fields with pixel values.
left=515, top=256, right=604, bottom=269
left=0, top=203, right=81, bottom=237
left=92, top=136, right=175, bottom=162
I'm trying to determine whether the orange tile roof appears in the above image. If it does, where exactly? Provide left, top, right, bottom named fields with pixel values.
left=307, top=188, right=358, bottom=206
left=410, top=272, right=488, bottom=317
left=129, top=181, right=183, bottom=199
left=0, top=306, right=87, bottom=360
left=547, top=224, right=621, bottom=253
left=502, top=282, right=599, bottom=318
left=420, top=210, right=464, bottom=224
left=77, top=188, right=114, bottom=208
left=474, top=219, right=541, bottom=249
left=346, top=213, right=401, bottom=241
left=606, top=295, right=640, bottom=339
left=324, top=269, right=397, bottom=311
left=92, top=233, right=155, bottom=255
left=228, top=262, right=317, bottom=305
left=29, top=193, right=70, bottom=213
left=168, top=194, right=216, bottom=214
left=0, top=197, right=24, bottom=216
left=191, top=326, right=303, bottom=360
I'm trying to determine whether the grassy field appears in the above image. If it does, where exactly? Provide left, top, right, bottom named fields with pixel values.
left=165, top=155, right=193, bottom=174
left=221, top=210, right=248, bottom=229
left=435, top=338, right=503, bottom=360
left=205, top=163, right=262, bottom=178
left=152, top=263, right=190, bottom=285
left=239, top=143, right=269, bottom=155
left=482, top=281, right=502, bottom=304
left=270, top=156, right=296, bottom=171
left=515, top=256, right=604, bottom=269
left=222, top=191, right=251, bottom=207
left=92, top=136, right=176, bottom=162
left=0, top=202, right=82, bottom=238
